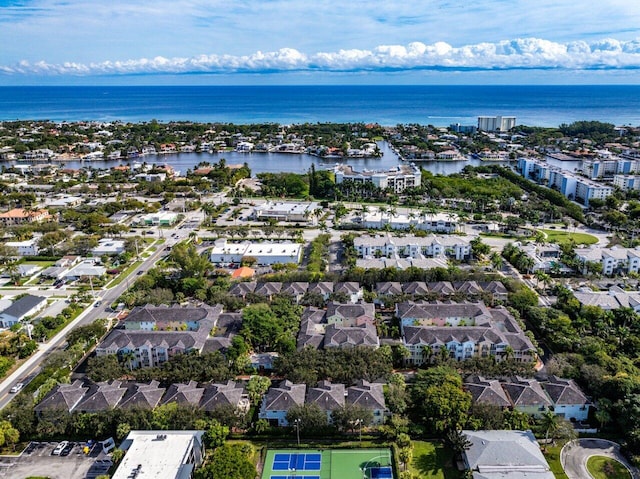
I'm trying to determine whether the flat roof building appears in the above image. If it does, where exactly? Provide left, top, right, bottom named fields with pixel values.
left=253, top=201, right=320, bottom=223
left=210, top=238, right=302, bottom=266
left=334, top=164, right=421, bottom=193
left=113, top=430, right=205, bottom=479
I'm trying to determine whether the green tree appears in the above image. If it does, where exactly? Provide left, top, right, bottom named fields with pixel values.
left=246, top=376, right=271, bottom=406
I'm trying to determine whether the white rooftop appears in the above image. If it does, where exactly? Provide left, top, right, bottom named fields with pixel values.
left=113, top=430, right=204, bottom=479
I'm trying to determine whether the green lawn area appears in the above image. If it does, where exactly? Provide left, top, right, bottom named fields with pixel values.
left=542, top=443, right=569, bottom=479
left=408, top=441, right=461, bottom=479
left=540, top=229, right=598, bottom=245
left=586, top=456, right=631, bottom=479
left=105, top=260, right=143, bottom=288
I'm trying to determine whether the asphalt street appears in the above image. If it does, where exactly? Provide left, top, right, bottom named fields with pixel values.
left=561, top=439, right=639, bottom=479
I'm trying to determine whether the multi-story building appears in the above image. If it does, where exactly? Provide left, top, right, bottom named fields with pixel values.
left=613, top=174, right=640, bottom=191
left=575, top=245, right=640, bottom=276
left=359, top=210, right=458, bottom=233
left=517, top=157, right=613, bottom=206
left=0, top=208, right=53, bottom=226
left=334, top=164, right=421, bottom=193
left=477, top=116, right=516, bottom=132
left=398, top=302, right=536, bottom=365
left=354, top=234, right=470, bottom=261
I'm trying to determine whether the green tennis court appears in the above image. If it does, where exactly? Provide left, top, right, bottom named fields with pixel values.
left=261, top=448, right=393, bottom=479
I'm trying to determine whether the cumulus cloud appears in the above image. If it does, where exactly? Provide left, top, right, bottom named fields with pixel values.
left=3, top=37, right=640, bottom=76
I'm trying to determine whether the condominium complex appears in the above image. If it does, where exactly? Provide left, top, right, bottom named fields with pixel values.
left=477, top=116, right=516, bottom=132
left=354, top=233, right=471, bottom=261
left=517, top=157, right=613, bottom=206
left=334, top=164, right=421, bottom=193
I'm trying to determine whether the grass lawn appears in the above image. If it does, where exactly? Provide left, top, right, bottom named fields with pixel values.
left=540, top=229, right=598, bottom=245
left=408, top=441, right=461, bottom=479
left=106, top=260, right=143, bottom=288
left=586, top=456, right=631, bottom=479
left=542, top=443, right=569, bottom=479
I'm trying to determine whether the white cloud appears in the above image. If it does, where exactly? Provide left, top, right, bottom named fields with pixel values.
left=3, top=37, right=640, bottom=76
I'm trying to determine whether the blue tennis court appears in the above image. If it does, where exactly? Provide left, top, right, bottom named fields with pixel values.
left=370, top=466, right=393, bottom=479
left=271, top=476, right=320, bottom=479
left=272, top=453, right=322, bottom=471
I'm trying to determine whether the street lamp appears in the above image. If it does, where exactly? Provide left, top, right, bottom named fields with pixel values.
left=355, top=418, right=362, bottom=443
left=293, top=418, right=301, bottom=447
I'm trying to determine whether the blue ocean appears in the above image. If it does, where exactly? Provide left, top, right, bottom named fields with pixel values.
left=1, top=85, right=640, bottom=127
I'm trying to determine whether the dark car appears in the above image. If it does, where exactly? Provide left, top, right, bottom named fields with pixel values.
left=60, top=442, right=74, bottom=456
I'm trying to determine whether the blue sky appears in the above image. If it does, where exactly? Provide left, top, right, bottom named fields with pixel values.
left=1, top=0, right=640, bottom=84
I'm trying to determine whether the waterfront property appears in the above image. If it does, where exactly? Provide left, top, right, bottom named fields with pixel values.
left=477, top=115, right=517, bottom=132
left=334, top=163, right=421, bottom=193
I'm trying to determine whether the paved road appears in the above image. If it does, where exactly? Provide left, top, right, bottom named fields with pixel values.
left=0, top=236, right=179, bottom=410
left=561, top=439, right=639, bottom=479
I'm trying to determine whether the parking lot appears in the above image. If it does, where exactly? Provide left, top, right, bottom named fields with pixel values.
left=0, top=441, right=112, bottom=479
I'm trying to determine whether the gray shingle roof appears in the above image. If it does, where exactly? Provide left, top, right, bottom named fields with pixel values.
left=124, top=304, right=222, bottom=326
left=34, top=380, right=89, bottom=413
left=200, top=381, right=245, bottom=411
left=1, top=294, right=46, bottom=319
left=75, top=380, right=128, bottom=412
left=119, top=381, right=166, bottom=410
left=281, top=282, right=309, bottom=296
left=334, top=282, right=361, bottom=294
left=541, top=376, right=589, bottom=406
left=262, top=380, right=306, bottom=411
left=324, top=324, right=379, bottom=348
left=464, top=375, right=511, bottom=408
left=296, top=307, right=326, bottom=350
left=502, top=377, right=552, bottom=408
left=326, top=302, right=375, bottom=322
left=402, top=282, right=429, bottom=295
left=306, top=381, right=345, bottom=412
left=307, top=282, right=334, bottom=295
left=254, top=282, right=283, bottom=296
left=346, top=380, right=386, bottom=410
left=161, top=380, right=205, bottom=406
left=229, top=281, right=257, bottom=296
left=376, top=282, right=403, bottom=296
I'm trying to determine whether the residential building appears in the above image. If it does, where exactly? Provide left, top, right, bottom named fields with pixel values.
left=400, top=302, right=537, bottom=365
left=253, top=201, right=320, bottom=223
left=306, top=381, right=345, bottom=423
left=118, top=381, right=166, bottom=410
left=358, top=210, right=459, bottom=233
left=463, top=375, right=511, bottom=408
left=91, top=238, right=126, bottom=256
left=614, top=174, right=640, bottom=191
left=200, top=381, right=249, bottom=414
left=462, top=430, right=554, bottom=479
left=259, top=380, right=306, bottom=426
left=333, top=282, right=364, bottom=303
left=95, top=304, right=221, bottom=368
left=541, top=376, right=590, bottom=421
left=297, top=307, right=380, bottom=350
left=354, top=234, right=470, bottom=261
left=0, top=208, right=53, bottom=226
left=5, top=238, right=39, bottom=256
left=62, top=260, right=106, bottom=281
left=518, top=242, right=565, bottom=272
left=34, top=380, right=89, bottom=414
left=113, top=430, right=205, bottom=479
left=517, top=157, right=614, bottom=206
left=477, top=116, right=517, bottom=132
left=346, top=380, right=387, bottom=425
left=573, top=288, right=640, bottom=312
left=334, top=164, right=421, bottom=193
left=500, top=376, right=553, bottom=417
left=209, top=239, right=302, bottom=266
left=0, top=294, right=47, bottom=328
left=74, top=380, right=128, bottom=413
left=161, top=381, right=205, bottom=407
left=574, top=245, right=640, bottom=276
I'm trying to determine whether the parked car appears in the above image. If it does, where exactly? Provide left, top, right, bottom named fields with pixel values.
left=52, top=441, right=69, bottom=455
left=60, top=442, right=74, bottom=456
left=9, top=383, right=23, bottom=393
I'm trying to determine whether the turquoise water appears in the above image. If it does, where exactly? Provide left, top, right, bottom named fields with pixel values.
left=1, top=85, right=639, bottom=126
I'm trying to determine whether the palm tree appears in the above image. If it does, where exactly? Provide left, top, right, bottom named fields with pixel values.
left=490, top=252, right=503, bottom=270
left=121, top=350, right=136, bottom=372
left=540, top=410, right=559, bottom=446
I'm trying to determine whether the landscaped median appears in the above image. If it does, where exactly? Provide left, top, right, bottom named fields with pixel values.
left=587, top=455, right=632, bottom=479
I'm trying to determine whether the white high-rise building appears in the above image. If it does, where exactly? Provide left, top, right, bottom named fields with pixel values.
left=478, top=116, right=517, bottom=132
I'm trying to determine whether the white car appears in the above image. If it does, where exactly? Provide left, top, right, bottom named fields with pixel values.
left=52, top=441, right=69, bottom=456
left=9, top=383, right=23, bottom=393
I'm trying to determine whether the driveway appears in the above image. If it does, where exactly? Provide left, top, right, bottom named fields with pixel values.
left=561, top=438, right=639, bottom=479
